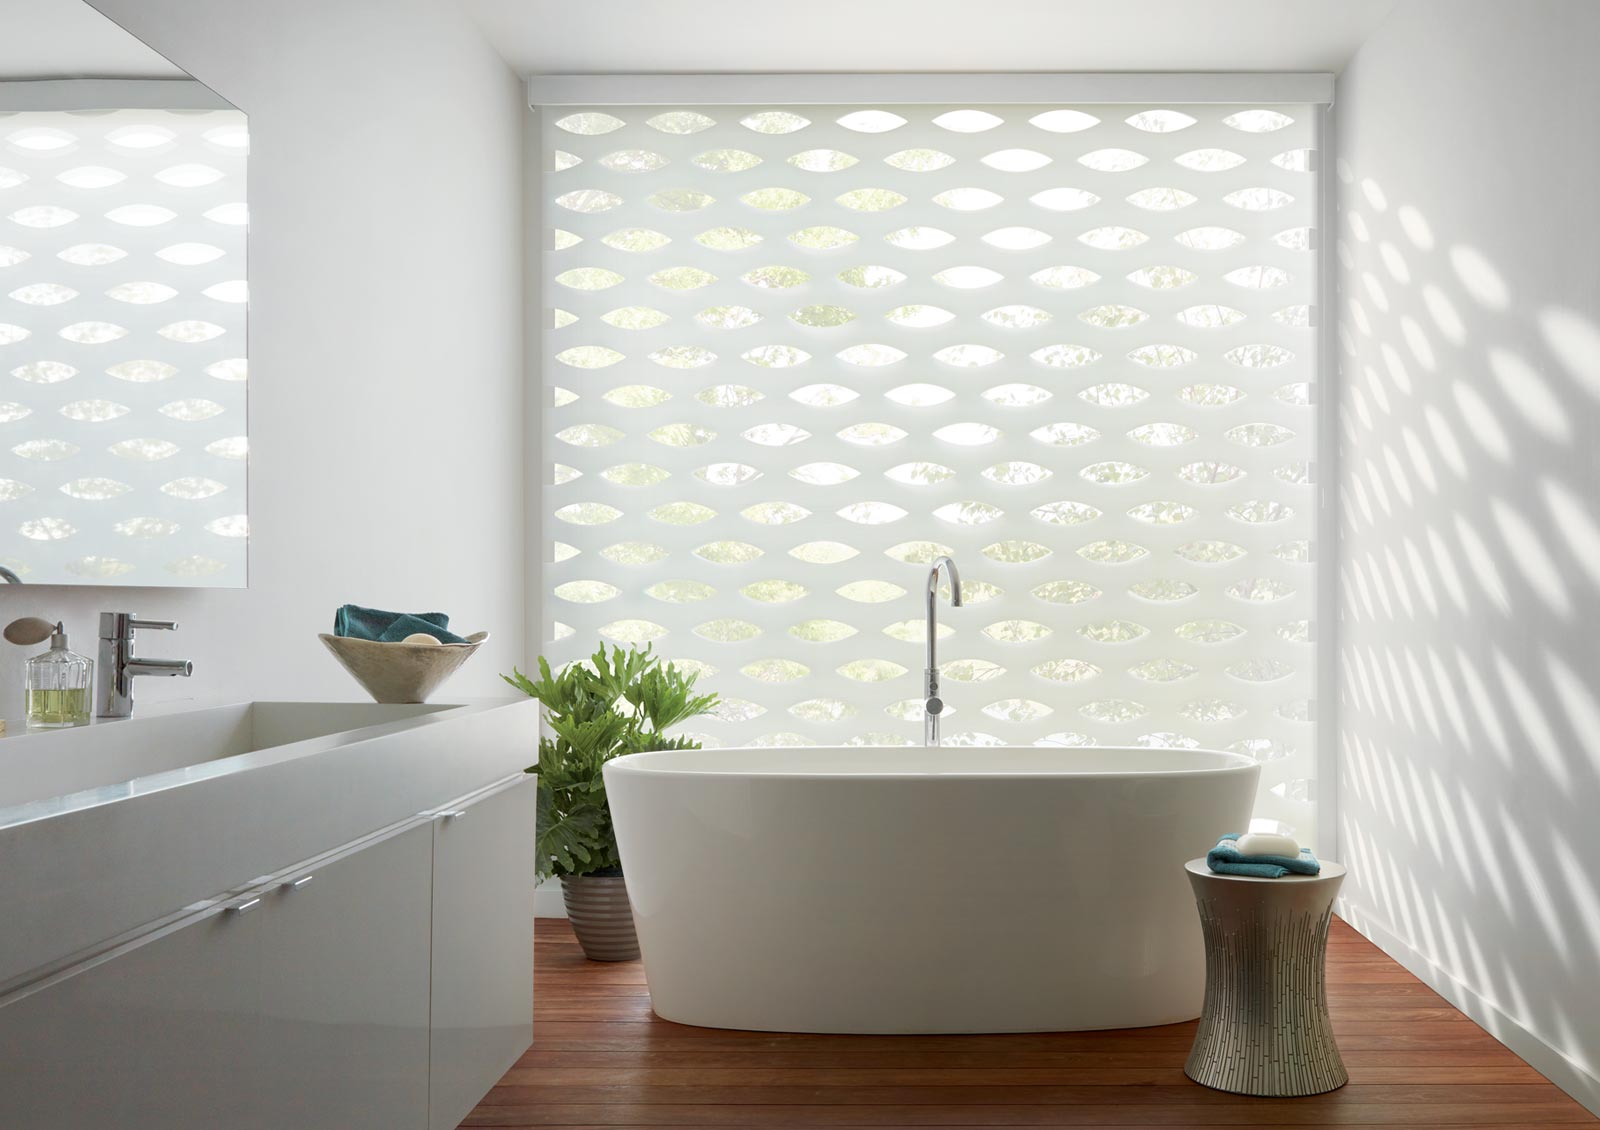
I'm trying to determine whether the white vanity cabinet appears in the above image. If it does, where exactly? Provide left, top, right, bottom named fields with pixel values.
left=0, top=771, right=536, bottom=1129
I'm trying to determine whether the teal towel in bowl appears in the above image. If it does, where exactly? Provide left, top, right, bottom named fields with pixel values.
left=1206, top=832, right=1321, bottom=878
left=333, top=604, right=467, bottom=645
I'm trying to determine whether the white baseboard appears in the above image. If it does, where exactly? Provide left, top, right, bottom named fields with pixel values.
left=1338, top=897, right=1600, bottom=1116
left=533, top=883, right=566, bottom=918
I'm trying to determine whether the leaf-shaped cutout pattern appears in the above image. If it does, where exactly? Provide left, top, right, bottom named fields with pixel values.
left=1226, top=422, right=1296, bottom=447
left=554, top=502, right=622, bottom=525
left=601, top=462, right=671, bottom=486
left=1078, top=148, right=1147, bottom=172
left=157, top=398, right=224, bottom=421
left=648, top=422, right=716, bottom=446
left=789, top=699, right=857, bottom=722
left=1175, top=226, right=1246, bottom=252
left=601, top=228, right=671, bottom=252
left=1177, top=619, right=1246, bottom=643
left=12, top=361, right=76, bottom=384
left=556, top=112, right=625, bottom=135
left=838, top=344, right=906, bottom=366
left=552, top=231, right=581, bottom=251
left=1224, top=110, right=1294, bottom=133
left=58, top=321, right=126, bottom=344
left=9, top=205, right=76, bottom=229
left=1030, top=187, right=1100, bottom=211
left=108, top=438, right=179, bottom=461
left=691, top=460, right=758, bottom=483
left=1033, top=580, right=1102, bottom=605
left=157, top=320, right=225, bottom=343
left=934, top=423, right=1001, bottom=446
left=1274, top=382, right=1311, bottom=405
left=556, top=267, right=623, bottom=290
left=883, top=462, right=955, bottom=486
left=59, top=399, right=128, bottom=422
left=1034, top=658, right=1101, bottom=683
left=695, top=226, right=763, bottom=251
left=838, top=422, right=907, bottom=446
left=1273, top=227, right=1313, bottom=251
left=740, top=501, right=811, bottom=525
left=933, top=110, right=1003, bottom=132
left=556, top=345, right=624, bottom=369
left=838, top=659, right=908, bottom=683
left=696, top=305, right=762, bottom=329
left=1131, top=658, right=1199, bottom=682
left=1081, top=699, right=1148, bottom=724
left=790, top=540, right=859, bottom=564
left=1079, top=304, right=1147, bottom=328
left=1080, top=382, right=1148, bottom=406
left=691, top=149, right=762, bottom=173
left=1176, top=540, right=1246, bottom=564
left=885, top=383, right=954, bottom=407
left=790, top=304, right=856, bottom=328
left=787, top=149, right=858, bottom=172
left=982, top=541, right=1051, bottom=564
left=60, top=242, right=126, bottom=265
left=836, top=110, right=906, bottom=133
left=691, top=385, right=760, bottom=411
left=740, top=187, right=810, bottom=211
left=555, top=189, right=622, bottom=213
left=1078, top=539, right=1147, bottom=564
left=933, top=187, right=1003, bottom=211
left=1224, top=344, right=1295, bottom=368
left=1128, top=265, right=1197, bottom=289
left=884, top=542, right=956, bottom=567
left=788, top=619, right=857, bottom=642
left=1224, top=265, right=1293, bottom=289
left=1128, top=344, right=1198, bottom=368
left=1271, top=148, right=1314, bottom=172
left=650, top=266, right=717, bottom=290
left=1079, top=226, right=1147, bottom=250
left=649, top=188, right=715, bottom=212
left=1131, top=580, right=1198, bottom=602
left=884, top=226, right=954, bottom=250
left=1126, top=109, right=1197, bottom=133
left=106, top=205, right=177, bottom=227
left=983, top=698, right=1054, bottom=722
left=981, top=148, right=1051, bottom=172
left=1032, top=501, right=1103, bottom=526
left=886, top=304, right=955, bottom=328
left=556, top=580, right=621, bottom=603
left=1129, top=422, right=1198, bottom=446
left=837, top=580, right=907, bottom=603
left=1127, top=186, right=1198, bottom=211
left=9, top=283, right=76, bottom=305
left=1181, top=699, right=1247, bottom=723
left=982, top=227, right=1052, bottom=251
left=694, top=617, right=762, bottom=642
left=1225, top=187, right=1295, bottom=211
left=650, top=501, right=717, bottom=526
left=941, top=659, right=1007, bottom=683
left=982, top=460, right=1051, bottom=485
left=742, top=659, right=810, bottom=684
left=933, top=500, right=1004, bottom=525
left=58, top=477, right=130, bottom=500
left=1080, top=461, right=1149, bottom=485
left=159, top=476, right=225, bottom=499
left=1177, top=304, right=1246, bottom=329
left=883, top=148, right=956, bottom=172
left=1081, top=619, right=1149, bottom=644
left=740, top=111, right=809, bottom=134
left=599, top=149, right=668, bottom=173
left=1178, top=383, right=1246, bottom=406
left=839, top=265, right=906, bottom=289
left=1227, top=500, right=1294, bottom=524
left=836, top=187, right=906, bottom=212
left=788, top=383, right=857, bottom=406
left=1179, top=460, right=1247, bottom=484
left=742, top=265, right=810, bottom=289
left=106, top=281, right=177, bottom=304
left=599, top=619, right=669, bottom=644
left=1029, top=109, right=1100, bottom=133
left=692, top=540, right=763, bottom=566
left=741, top=579, right=808, bottom=603
left=649, top=345, right=716, bottom=369
left=1228, top=658, right=1294, bottom=683
left=1233, top=577, right=1296, bottom=601
left=933, top=266, right=1003, bottom=289
left=789, top=226, right=857, bottom=250
left=934, top=344, right=1003, bottom=367
left=742, top=422, right=811, bottom=446
left=601, top=537, right=672, bottom=563
left=601, top=306, right=670, bottom=330
left=983, top=384, right=1052, bottom=409
left=742, top=344, right=810, bottom=368
left=836, top=501, right=907, bottom=525
left=1028, top=422, right=1099, bottom=447
left=1129, top=501, right=1197, bottom=525
left=1031, top=343, right=1101, bottom=368
left=1175, top=148, right=1247, bottom=172
left=1031, top=266, right=1100, bottom=290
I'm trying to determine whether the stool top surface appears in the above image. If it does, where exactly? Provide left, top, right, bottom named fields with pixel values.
left=1185, top=857, right=1346, bottom=883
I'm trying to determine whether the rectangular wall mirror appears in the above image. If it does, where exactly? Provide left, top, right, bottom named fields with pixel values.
left=1, top=0, right=247, bottom=587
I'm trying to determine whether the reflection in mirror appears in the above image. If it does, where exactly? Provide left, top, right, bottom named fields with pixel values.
left=1, top=0, right=247, bottom=586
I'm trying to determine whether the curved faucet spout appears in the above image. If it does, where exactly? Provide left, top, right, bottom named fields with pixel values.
left=924, top=556, right=963, bottom=747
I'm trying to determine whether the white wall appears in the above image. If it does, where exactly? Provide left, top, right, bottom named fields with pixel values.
left=1335, top=0, right=1600, bottom=1111
left=1, top=0, right=527, bottom=722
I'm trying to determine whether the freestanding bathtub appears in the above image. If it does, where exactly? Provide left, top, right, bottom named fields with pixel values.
left=604, top=745, right=1260, bottom=1034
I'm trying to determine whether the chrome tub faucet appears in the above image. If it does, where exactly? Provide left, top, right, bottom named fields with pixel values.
left=923, top=555, right=963, bottom=747
left=96, top=612, right=193, bottom=718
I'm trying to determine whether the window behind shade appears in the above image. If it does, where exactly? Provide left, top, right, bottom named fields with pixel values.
left=539, top=102, right=1318, bottom=840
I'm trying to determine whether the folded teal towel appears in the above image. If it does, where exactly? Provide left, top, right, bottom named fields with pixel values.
left=1207, top=833, right=1321, bottom=878
left=334, top=604, right=466, bottom=645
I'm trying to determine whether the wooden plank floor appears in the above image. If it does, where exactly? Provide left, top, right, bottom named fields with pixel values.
left=464, top=917, right=1597, bottom=1128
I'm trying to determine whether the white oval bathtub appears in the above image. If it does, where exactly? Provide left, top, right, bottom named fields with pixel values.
left=604, top=745, right=1259, bottom=1034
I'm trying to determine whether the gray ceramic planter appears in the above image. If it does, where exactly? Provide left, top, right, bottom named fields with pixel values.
left=560, top=873, right=641, bottom=962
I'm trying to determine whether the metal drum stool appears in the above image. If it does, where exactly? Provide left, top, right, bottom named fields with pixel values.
left=1182, top=858, right=1348, bottom=1097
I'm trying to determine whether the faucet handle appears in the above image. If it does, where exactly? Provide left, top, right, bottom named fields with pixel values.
left=130, top=618, right=178, bottom=631
left=99, top=612, right=178, bottom=638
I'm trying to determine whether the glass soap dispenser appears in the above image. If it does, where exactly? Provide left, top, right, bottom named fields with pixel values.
left=26, top=622, right=92, bottom=729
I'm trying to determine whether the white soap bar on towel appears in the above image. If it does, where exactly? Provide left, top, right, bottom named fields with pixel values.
left=1236, top=831, right=1300, bottom=858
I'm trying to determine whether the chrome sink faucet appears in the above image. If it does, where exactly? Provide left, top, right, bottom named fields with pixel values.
left=923, top=555, right=964, bottom=747
left=96, top=612, right=193, bottom=718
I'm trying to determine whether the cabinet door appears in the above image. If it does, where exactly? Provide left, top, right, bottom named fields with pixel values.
left=257, top=818, right=435, bottom=1130
left=0, top=902, right=265, bottom=1130
left=428, top=775, right=536, bottom=1130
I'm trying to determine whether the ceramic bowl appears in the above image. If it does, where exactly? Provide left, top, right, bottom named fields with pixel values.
left=318, top=631, right=488, bottom=704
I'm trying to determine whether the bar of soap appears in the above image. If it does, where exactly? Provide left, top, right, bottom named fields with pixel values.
left=400, top=632, right=441, bottom=646
left=1236, top=831, right=1301, bottom=857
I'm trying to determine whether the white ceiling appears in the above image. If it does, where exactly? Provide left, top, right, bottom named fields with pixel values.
left=0, top=0, right=185, bottom=80
left=462, top=0, right=1399, bottom=77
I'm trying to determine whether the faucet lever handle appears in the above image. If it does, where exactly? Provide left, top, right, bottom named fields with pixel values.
left=130, top=618, right=178, bottom=632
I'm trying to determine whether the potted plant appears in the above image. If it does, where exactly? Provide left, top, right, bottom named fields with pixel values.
left=503, top=643, right=717, bottom=961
